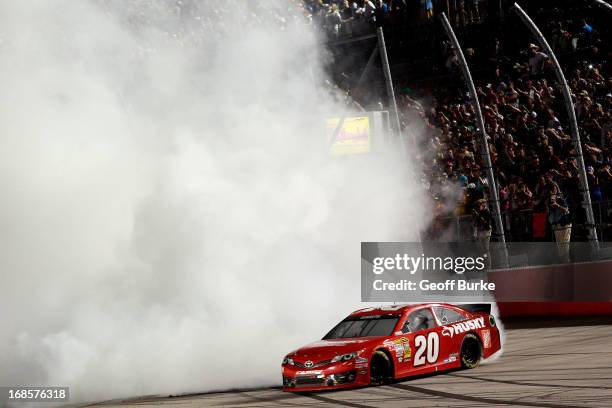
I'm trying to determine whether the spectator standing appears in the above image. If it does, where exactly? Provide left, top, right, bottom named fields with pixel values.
left=356, top=0, right=376, bottom=22
left=325, top=4, right=342, bottom=36
left=421, top=0, right=433, bottom=21
left=587, top=165, right=603, bottom=201
left=467, top=0, right=481, bottom=24
left=528, top=44, right=549, bottom=77
left=547, top=185, right=572, bottom=261
left=374, top=0, right=389, bottom=25
left=472, top=199, right=492, bottom=253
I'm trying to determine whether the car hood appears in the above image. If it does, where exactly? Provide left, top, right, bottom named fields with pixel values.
left=292, top=337, right=383, bottom=361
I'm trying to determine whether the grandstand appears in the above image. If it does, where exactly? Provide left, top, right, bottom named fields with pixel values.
left=311, top=0, right=612, bottom=247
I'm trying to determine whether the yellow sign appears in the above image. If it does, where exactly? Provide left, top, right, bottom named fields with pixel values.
left=326, top=116, right=371, bottom=155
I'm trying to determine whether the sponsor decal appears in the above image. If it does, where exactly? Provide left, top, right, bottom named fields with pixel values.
left=378, top=305, right=403, bottom=311
left=482, top=329, right=491, bottom=349
left=387, top=337, right=411, bottom=362
left=489, top=315, right=496, bottom=327
left=296, top=370, right=323, bottom=376
left=355, top=357, right=368, bottom=369
left=443, top=353, right=458, bottom=364
left=441, top=317, right=485, bottom=338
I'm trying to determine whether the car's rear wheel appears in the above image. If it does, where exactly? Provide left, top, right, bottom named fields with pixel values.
left=460, top=333, right=483, bottom=369
left=370, top=350, right=391, bottom=385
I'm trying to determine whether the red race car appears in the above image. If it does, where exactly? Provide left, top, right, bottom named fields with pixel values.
left=282, top=303, right=501, bottom=391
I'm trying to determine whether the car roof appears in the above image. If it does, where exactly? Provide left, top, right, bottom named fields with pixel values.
left=349, top=303, right=458, bottom=318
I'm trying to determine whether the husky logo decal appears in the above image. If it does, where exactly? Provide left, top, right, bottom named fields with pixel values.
left=441, top=326, right=454, bottom=338
left=441, top=317, right=485, bottom=338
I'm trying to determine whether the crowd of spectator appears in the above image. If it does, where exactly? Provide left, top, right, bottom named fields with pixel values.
left=401, top=13, right=611, bottom=243
left=308, top=0, right=612, bottom=249
left=306, top=0, right=611, bottom=248
left=298, top=0, right=498, bottom=39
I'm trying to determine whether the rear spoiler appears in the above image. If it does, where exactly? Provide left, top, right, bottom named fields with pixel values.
left=456, top=303, right=492, bottom=315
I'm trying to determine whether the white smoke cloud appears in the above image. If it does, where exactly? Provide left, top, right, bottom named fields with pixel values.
left=0, top=0, right=429, bottom=403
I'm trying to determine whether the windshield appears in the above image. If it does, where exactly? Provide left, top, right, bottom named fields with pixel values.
left=323, top=315, right=399, bottom=339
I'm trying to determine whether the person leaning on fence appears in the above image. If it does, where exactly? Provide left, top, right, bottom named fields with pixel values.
left=546, top=185, right=572, bottom=261
left=472, top=199, right=492, bottom=253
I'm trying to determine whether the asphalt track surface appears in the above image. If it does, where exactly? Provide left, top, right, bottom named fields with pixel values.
left=88, top=324, right=612, bottom=408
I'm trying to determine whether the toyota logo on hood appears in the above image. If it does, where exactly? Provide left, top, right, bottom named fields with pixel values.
left=304, top=360, right=314, bottom=368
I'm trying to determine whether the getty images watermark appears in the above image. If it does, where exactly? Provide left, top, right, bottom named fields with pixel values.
left=362, top=242, right=495, bottom=302
left=362, top=242, right=608, bottom=303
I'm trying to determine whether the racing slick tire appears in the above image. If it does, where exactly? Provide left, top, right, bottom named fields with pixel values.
left=370, top=350, right=392, bottom=385
left=460, top=333, right=483, bottom=369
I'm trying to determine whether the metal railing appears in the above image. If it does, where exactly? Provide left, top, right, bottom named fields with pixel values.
left=430, top=200, right=612, bottom=243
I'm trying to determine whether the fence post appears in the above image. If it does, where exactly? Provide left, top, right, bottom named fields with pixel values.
left=439, top=13, right=508, bottom=266
left=511, top=3, right=599, bottom=252
left=376, top=26, right=403, bottom=142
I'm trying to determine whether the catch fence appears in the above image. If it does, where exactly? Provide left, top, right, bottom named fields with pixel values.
left=433, top=199, right=612, bottom=243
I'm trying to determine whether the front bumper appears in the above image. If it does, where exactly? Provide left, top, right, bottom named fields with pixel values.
left=282, top=361, right=370, bottom=391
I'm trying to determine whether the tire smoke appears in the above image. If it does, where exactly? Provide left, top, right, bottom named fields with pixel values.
left=0, top=0, right=429, bottom=402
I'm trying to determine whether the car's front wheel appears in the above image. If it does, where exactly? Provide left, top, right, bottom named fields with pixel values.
left=370, top=350, right=391, bottom=385
left=460, top=333, right=483, bottom=369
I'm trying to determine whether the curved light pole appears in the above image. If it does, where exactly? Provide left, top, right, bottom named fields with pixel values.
left=511, top=3, right=599, bottom=250
left=376, top=27, right=403, bottom=141
left=439, top=13, right=508, bottom=265
left=594, top=0, right=612, bottom=13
